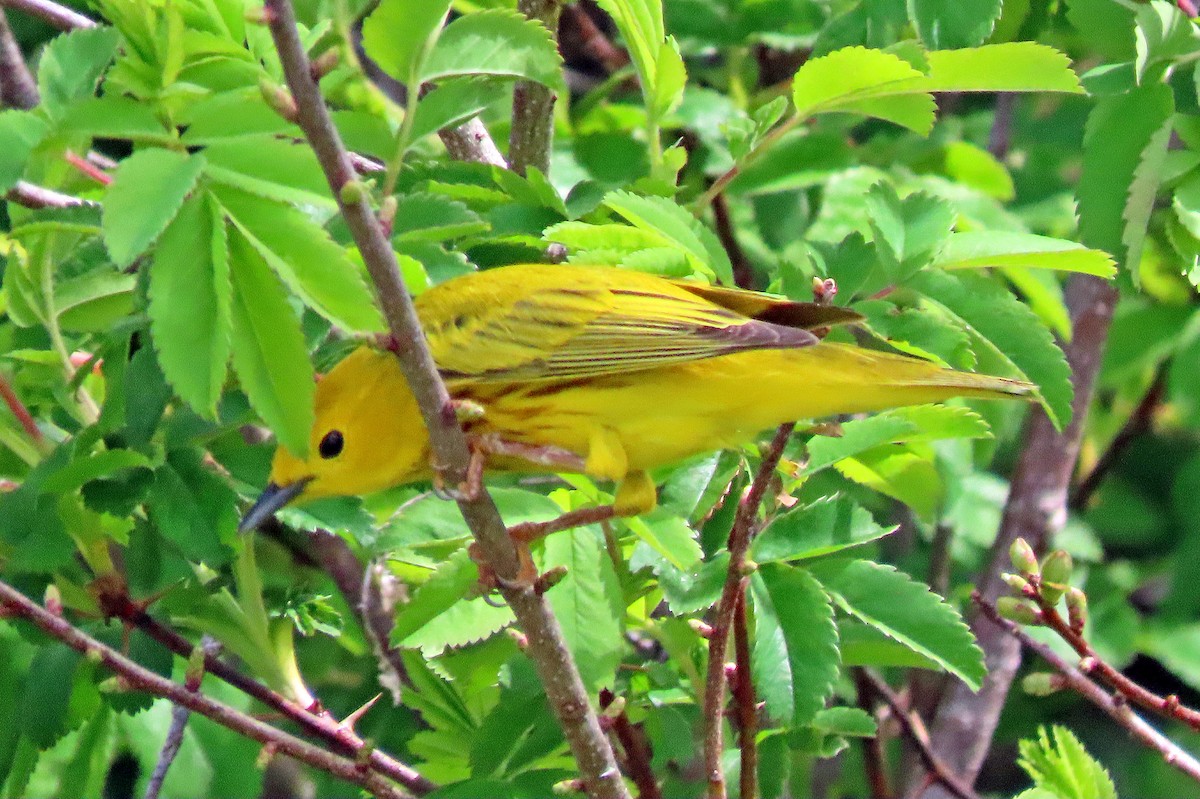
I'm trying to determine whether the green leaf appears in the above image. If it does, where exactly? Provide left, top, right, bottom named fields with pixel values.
left=392, top=192, right=490, bottom=243
left=55, top=270, right=136, bottom=332
left=750, top=563, right=839, bottom=724
left=103, top=148, right=206, bottom=267
left=603, top=190, right=734, bottom=283
left=751, top=495, right=896, bottom=563
left=804, top=404, right=992, bottom=475
left=810, top=558, right=985, bottom=689
left=908, top=0, right=1002, bottom=48
left=56, top=96, right=173, bottom=142
left=0, top=111, right=47, bottom=192
left=791, top=47, right=933, bottom=133
left=200, top=135, right=332, bottom=209
left=934, top=232, right=1117, bottom=278
left=226, top=227, right=315, bottom=457
left=421, top=9, right=565, bottom=92
left=543, top=526, right=625, bottom=693
left=1079, top=82, right=1173, bottom=280
left=1018, top=726, right=1117, bottom=799
left=866, top=183, right=954, bottom=280
left=835, top=446, right=944, bottom=519
left=812, top=706, right=878, bottom=737
left=148, top=193, right=232, bottom=417
left=393, top=548, right=489, bottom=646
left=20, top=644, right=82, bottom=747
left=838, top=620, right=941, bottom=670
left=910, top=269, right=1072, bottom=429
left=36, top=26, right=121, bottom=117
left=362, top=0, right=452, bottom=83
left=409, top=78, right=499, bottom=144
left=214, top=186, right=384, bottom=333
left=914, top=43, right=1084, bottom=93
left=651, top=37, right=687, bottom=118
left=595, top=0, right=666, bottom=103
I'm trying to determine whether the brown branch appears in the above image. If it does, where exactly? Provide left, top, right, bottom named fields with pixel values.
left=5, top=179, right=94, bottom=208
left=0, top=579, right=413, bottom=799
left=703, top=423, right=794, bottom=799
left=439, top=118, right=508, bottom=168
left=144, top=636, right=220, bottom=799
left=710, top=192, right=755, bottom=290
left=1070, top=370, right=1164, bottom=511
left=858, top=670, right=980, bottom=799
left=0, top=0, right=95, bottom=29
left=731, top=586, right=758, bottom=799
left=508, top=0, right=562, bottom=176
left=263, top=4, right=630, bottom=796
left=600, top=689, right=661, bottom=799
left=0, top=9, right=38, bottom=109
left=987, top=94, right=1016, bottom=160
left=919, top=275, right=1118, bottom=798
left=854, top=670, right=894, bottom=799
left=973, top=593, right=1200, bottom=783
left=1021, top=578, right=1200, bottom=731
left=563, top=3, right=629, bottom=73
left=99, top=593, right=434, bottom=794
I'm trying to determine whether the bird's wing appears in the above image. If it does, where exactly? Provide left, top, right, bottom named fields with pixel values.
left=422, top=278, right=821, bottom=381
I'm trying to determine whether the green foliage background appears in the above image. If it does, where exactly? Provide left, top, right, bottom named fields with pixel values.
left=0, top=0, right=1198, bottom=797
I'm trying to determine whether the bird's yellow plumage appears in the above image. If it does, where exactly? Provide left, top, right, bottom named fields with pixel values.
left=244, top=264, right=1033, bottom=528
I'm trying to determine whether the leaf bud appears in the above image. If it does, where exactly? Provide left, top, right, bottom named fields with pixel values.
left=1039, top=550, right=1073, bottom=603
left=1001, top=572, right=1031, bottom=594
left=1066, top=587, right=1088, bottom=634
left=339, top=179, right=369, bottom=206
left=553, top=778, right=587, bottom=795
left=43, top=584, right=62, bottom=616
left=1010, top=538, right=1039, bottom=577
left=1022, top=672, right=1064, bottom=696
left=997, top=596, right=1042, bottom=626
left=258, top=77, right=297, bottom=122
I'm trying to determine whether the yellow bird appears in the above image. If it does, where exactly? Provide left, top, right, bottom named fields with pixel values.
left=240, top=264, right=1033, bottom=531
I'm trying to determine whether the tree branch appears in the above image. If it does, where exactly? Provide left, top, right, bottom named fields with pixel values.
left=731, top=587, right=758, bottom=799
left=262, top=4, right=629, bottom=796
left=0, top=9, right=38, bottom=109
left=918, top=275, right=1119, bottom=798
left=703, top=423, right=794, bottom=799
left=144, top=636, right=221, bottom=799
left=440, top=118, right=508, bottom=168
left=974, top=593, right=1200, bottom=784
left=0, top=579, right=412, bottom=799
left=0, top=0, right=96, bottom=30
left=5, top=179, right=94, bottom=208
left=508, top=0, right=562, bottom=176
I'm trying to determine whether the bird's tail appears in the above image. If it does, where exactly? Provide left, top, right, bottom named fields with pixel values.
left=779, top=342, right=1035, bottom=419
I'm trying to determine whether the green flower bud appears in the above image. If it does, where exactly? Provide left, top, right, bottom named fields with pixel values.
left=1010, top=538, right=1039, bottom=577
left=1001, top=572, right=1031, bottom=594
left=997, top=596, right=1042, bottom=625
left=1066, top=587, right=1088, bottom=634
left=1040, top=551, right=1073, bottom=600
left=1022, top=672, right=1063, bottom=696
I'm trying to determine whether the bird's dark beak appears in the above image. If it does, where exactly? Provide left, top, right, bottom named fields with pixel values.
left=239, top=479, right=311, bottom=533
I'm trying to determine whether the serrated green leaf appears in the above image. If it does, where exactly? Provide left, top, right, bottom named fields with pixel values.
left=362, top=0, right=452, bottom=84
left=595, top=0, right=667, bottom=101
left=0, top=111, right=48, bottom=193
left=37, top=27, right=120, bottom=117
left=392, top=548, right=483, bottom=645
left=812, top=706, right=878, bottom=737
left=810, top=558, right=985, bottom=689
left=200, top=135, right=332, bottom=208
left=226, top=227, right=314, bottom=457
left=56, top=96, right=173, bottom=142
left=866, top=183, right=954, bottom=280
left=750, top=563, right=839, bottom=724
left=42, top=449, right=154, bottom=495
left=1079, top=83, right=1172, bottom=278
left=934, top=232, right=1117, bottom=278
left=543, top=526, right=624, bottom=693
left=103, top=149, right=206, bottom=267
left=836, top=446, right=944, bottom=518
left=752, top=495, right=896, bottom=563
left=392, top=192, right=490, bottom=243
left=914, top=43, right=1083, bottom=93
left=908, top=0, right=1002, bottom=48
left=856, top=299, right=975, bottom=368
left=1018, top=726, right=1117, bottom=799
left=603, top=190, right=733, bottom=282
left=214, top=186, right=384, bottom=333
left=409, top=78, right=498, bottom=144
left=792, top=47, right=932, bottom=132
left=148, top=193, right=232, bottom=417
left=421, top=9, right=565, bottom=91
left=20, top=644, right=82, bottom=748
left=652, top=37, right=686, bottom=118
left=178, top=90, right=297, bottom=143
left=910, top=269, right=1071, bottom=428
left=838, top=620, right=941, bottom=670
left=55, top=269, right=136, bottom=332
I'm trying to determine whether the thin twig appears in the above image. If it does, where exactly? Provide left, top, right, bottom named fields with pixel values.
left=731, top=586, right=758, bottom=799
left=0, top=372, right=43, bottom=444
left=440, top=118, right=508, bottom=168
left=144, top=636, right=221, bottom=799
left=97, top=592, right=434, bottom=794
left=858, top=670, right=980, bottom=799
left=563, top=4, right=629, bottom=73
left=508, top=0, right=562, bottom=176
left=973, top=593, right=1200, bottom=783
left=702, top=423, right=794, bottom=799
left=263, top=4, right=630, bottom=796
left=987, top=94, right=1016, bottom=160
left=920, top=275, right=1119, bottom=796
left=0, top=579, right=412, bottom=799
left=1070, top=370, right=1164, bottom=511
left=0, top=0, right=96, bottom=29
left=601, top=689, right=661, bottom=799
left=854, top=670, right=893, bottom=799
left=6, top=179, right=94, bottom=208
left=1021, top=579, right=1200, bottom=730
left=0, top=9, right=39, bottom=109
left=710, top=192, right=755, bottom=289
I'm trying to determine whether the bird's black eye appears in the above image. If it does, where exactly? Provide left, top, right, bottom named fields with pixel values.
left=318, top=430, right=344, bottom=459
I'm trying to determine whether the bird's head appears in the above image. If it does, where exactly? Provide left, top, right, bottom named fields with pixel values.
left=239, top=347, right=431, bottom=531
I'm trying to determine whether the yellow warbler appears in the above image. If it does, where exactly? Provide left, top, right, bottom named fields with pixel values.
left=241, top=264, right=1032, bottom=529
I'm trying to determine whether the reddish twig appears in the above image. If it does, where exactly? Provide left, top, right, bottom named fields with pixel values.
left=601, top=690, right=661, bottom=799
left=858, top=670, right=980, bottom=799
left=1070, top=370, right=1164, bottom=511
left=65, top=150, right=113, bottom=185
left=0, top=372, right=43, bottom=444
left=853, top=669, right=894, bottom=799
left=711, top=192, right=755, bottom=290
left=0, top=579, right=412, bottom=799
left=563, top=4, right=629, bottom=73
left=731, top=586, right=758, bottom=799
left=973, top=593, right=1200, bottom=783
left=702, top=423, right=794, bottom=799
